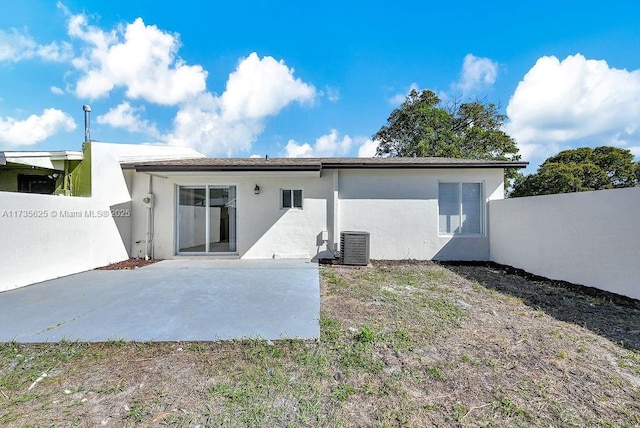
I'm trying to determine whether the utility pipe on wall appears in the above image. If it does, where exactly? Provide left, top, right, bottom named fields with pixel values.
left=144, top=174, right=154, bottom=260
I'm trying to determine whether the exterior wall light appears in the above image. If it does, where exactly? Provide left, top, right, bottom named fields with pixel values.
left=254, top=184, right=260, bottom=195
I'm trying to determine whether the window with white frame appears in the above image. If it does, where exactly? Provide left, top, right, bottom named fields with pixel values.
left=281, top=189, right=303, bottom=209
left=438, top=182, right=483, bottom=235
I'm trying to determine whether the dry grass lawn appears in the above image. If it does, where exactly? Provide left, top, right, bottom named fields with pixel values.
left=1, top=262, right=639, bottom=427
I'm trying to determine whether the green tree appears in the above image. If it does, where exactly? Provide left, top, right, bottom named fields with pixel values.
left=373, top=89, right=521, bottom=178
left=510, top=146, right=640, bottom=197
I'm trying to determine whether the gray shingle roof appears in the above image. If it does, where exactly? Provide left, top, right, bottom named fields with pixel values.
left=124, top=157, right=528, bottom=172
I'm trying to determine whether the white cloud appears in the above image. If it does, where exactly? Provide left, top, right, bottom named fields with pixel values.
left=4, top=7, right=316, bottom=155
left=0, top=28, right=72, bottom=62
left=96, top=102, right=160, bottom=138
left=325, top=85, right=340, bottom=102
left=505, top=54, right=640, bottom=161
left=166, top=53, right=316, bottom=156
left=284, top=140, right=313, bottom=157
left=389, top=83, right=419, bottom=105
left=67, top=14, right=207, bottom=105
left=357, top=138, right=378, bottom=157
left=285, top=129, right=353, bottom=158
left=454, top=54, right=498, bottom=94
left=166, top=100, right=264, bottom=156
left=0, top=109, right=76, bottom=147
left=221, top=53, right=315, bottom=121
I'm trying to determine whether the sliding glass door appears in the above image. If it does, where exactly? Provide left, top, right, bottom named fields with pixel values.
left=177, top=185, right=237, bottom=254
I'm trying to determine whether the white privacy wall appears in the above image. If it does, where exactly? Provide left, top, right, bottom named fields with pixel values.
left=0, top=143, right=204, bottom=292
left=338, top=168, right=505, bottom=260
left=0, top=192, right=129, bottom=292
left=489, top=187, right=640, bottom=299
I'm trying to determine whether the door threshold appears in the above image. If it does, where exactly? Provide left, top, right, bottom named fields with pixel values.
left=173, top=254, right=240, bottom=260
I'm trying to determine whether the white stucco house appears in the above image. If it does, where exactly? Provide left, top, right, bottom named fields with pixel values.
left=0, top=142, right=527, bottom=291
left=121, top=156, right=528, bottom=262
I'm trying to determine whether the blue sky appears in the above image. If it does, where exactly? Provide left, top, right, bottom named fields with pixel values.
left=1, top=1, right=639, bottom=171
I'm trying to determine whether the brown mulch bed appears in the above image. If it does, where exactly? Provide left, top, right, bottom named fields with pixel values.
left=95, top=258, right=160, bottom=270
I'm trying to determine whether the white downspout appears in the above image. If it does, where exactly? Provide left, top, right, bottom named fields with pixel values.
left=144, top=174, right=153, bottom=260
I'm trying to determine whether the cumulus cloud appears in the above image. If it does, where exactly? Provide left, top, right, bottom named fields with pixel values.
left=166, top=53, right=316, bottom=156
left=284, top=140, right=313, bottom=157
left=505, top=54, right=640, bottom=160
left=67, top=13, right=207, bottom=105
left=0, top=109, right=76, bottom=147
left=2, top=7, right=316, bottom=155
left=61, top=8, right=317, bottom=155
left=221, top=53, right=315, bottom=121
left=285, top=129, right=352, bottom=157
left=0, top=28, right=72, bottom=62
left=454, top=54, right=498, bottom=94
left=97, top=102, right=160, bottom=138
left=166, top=99, right=264, bottom=156
left=357, top=138, right=378, bottom=157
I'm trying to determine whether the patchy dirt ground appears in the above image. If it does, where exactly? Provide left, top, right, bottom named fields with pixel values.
left=96, top=258, right=160, bottom=270
left=443, top=262, right=640, bottom=351
left=1, top=262, right=639, bottom=427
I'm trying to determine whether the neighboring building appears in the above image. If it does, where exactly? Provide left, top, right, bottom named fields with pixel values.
left=0, top=150, right=85, bottom=196
left=123, top=157, right=527, bottom=261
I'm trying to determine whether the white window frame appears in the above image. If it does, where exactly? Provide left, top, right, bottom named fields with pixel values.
left=280, top=189, right=303, bottom=209
left=438, top=181, right=484, bottom=236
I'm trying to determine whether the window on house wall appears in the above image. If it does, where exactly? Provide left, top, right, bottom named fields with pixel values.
left=281, top=189, right=303, bottom=209
left=438, top=182, right=483, bottom=235
left=17, top=174, right=57, bottom=194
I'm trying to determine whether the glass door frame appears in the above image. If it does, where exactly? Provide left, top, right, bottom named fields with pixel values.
left=175, top=184, right=238, bottom=255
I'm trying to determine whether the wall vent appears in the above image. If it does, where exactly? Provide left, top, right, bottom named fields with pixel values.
left=340, top=231, right=370, bottom=266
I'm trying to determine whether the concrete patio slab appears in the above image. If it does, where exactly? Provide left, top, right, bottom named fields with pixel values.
left=0, top=259, right=320, bottom=342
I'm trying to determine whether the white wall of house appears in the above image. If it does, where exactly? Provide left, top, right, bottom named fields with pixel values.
left=489, top=187, right=640, bottom=300
left=0, top=192, right=129, bottom=292
left=127, top=171, right=334, bottom=260
left=129, top=167, right=505, bottom=261
left=338, top=168, right=504, bottom=260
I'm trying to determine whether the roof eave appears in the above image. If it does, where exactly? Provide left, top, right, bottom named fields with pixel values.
left=122, top=159, right=529, bottom=172
left=320, top=162, right=529, bottom=169
left=130, top=165, right=323, bottom=173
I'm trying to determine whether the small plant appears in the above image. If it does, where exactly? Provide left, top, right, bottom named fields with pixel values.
left=331, top=383, right=355, bottom=402
left=426, top=365, right=445, bottom=380
left=187, top=342, right=207, bottom=352
left=495, top=398, right=528, bottom=418
left=126, top=403, right=150, bottom=423
left=453, top=403, right=469, bottom=421
left=355, top=326, right=376, bottom=343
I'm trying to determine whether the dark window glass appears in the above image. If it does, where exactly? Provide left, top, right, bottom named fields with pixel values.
left=293, top=190, right=302, bottom=208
